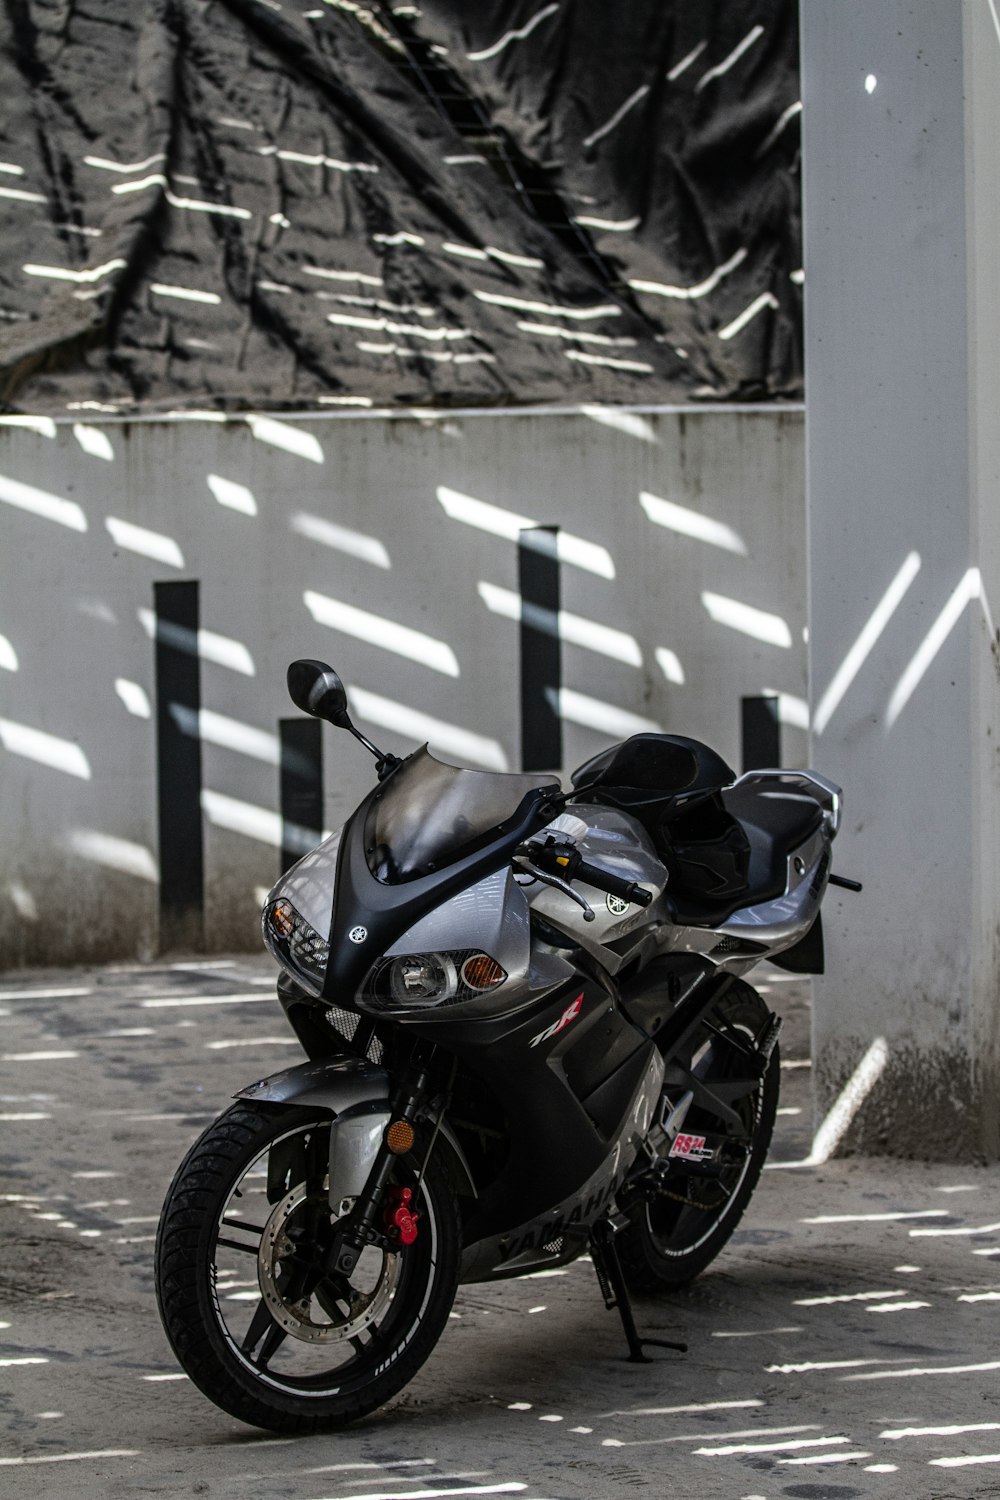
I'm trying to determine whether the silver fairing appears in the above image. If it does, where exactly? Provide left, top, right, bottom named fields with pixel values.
left=267, top=829, right=571, bottom=1015
left=665, top=824, right=830, bottom=968
left=270, top=830, right=535, bottom=969
left=387, top=868, right=529, bottom=987
left=265, top=773, right=839, bottom=1002
left=384, top=867, right=575, bottom=1019
left=268, top=827, right=342, bottom=945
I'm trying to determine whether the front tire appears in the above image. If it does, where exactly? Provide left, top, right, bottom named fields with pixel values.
left=155, top=1101, right=460, bottom=1432
left=617, top=980, right=779, bottom=1293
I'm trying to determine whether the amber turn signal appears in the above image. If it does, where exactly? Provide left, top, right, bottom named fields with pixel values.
left=270, top=900, right=295, bottom=938
left=386, top=1119, right=416, bottom=1155
left=460, top=953, right=506, bottom=991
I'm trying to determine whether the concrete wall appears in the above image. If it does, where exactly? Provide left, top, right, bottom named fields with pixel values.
left=802, top=0, right=1000, bottom=1158
left=0, top=404, right=804, bottom=969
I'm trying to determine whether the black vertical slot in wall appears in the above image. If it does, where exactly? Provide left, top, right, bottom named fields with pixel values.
left=519, top=524, right=563, bottom=771
left=279, top=718, right=324, bottom=874
left=154, top=580, right=204, bottom=951
left=741, top=695, right=781, bottom=772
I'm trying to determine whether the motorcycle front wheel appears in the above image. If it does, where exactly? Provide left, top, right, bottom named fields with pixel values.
left=155, top=1100, right=460, bottom=1432
left=617, top=980, right=779, bottom=1293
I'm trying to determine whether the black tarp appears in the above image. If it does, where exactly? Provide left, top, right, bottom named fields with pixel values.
left=0, top=0, right=801, bottom=414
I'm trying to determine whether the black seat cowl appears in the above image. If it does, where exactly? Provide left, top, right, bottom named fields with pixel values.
left=669, top=787, right=825, bottom=927
left=721, top=786, right=824, bottom=850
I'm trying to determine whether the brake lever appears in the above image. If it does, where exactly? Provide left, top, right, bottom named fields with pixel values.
left=513, top=858, right=596, bottom=922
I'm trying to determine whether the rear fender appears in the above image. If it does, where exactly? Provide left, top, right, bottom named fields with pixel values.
left=769, top=910, right=825, bottom=974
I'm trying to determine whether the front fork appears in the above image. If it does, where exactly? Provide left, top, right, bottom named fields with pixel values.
left=327, top=1053, right=432, bottom=1276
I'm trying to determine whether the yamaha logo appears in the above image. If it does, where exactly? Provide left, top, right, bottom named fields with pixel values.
left=348, top=926, right=368, bottom=944
left=606, top=893, right=630, bottom=916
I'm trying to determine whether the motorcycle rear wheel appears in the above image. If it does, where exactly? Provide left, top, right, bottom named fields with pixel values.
left=617, top=981, right=779, bottom=1293
left=155, top=1100, right=459, bottom=1432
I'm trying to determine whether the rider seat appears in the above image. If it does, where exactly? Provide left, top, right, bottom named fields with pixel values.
left=571, top=734, right=826, bottom=923
left=720, top=784, right=824, bottom=906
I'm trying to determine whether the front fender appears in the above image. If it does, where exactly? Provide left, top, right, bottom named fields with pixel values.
left=235, top=1053, right=389, bottom=1113
left=234, top=1053, right=477, bottom=1200
left=236, top=1054, right=391, bottom=1204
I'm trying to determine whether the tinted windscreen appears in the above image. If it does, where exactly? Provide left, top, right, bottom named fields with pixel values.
left=368, top=747, right=557, bottom=883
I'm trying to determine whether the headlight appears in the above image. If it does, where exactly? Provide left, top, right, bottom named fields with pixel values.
left=262, top=899, right=330, bottom=995
left=390, top=952, right=459, bottom=1005
left=365, top=950, right=508, bottom=1012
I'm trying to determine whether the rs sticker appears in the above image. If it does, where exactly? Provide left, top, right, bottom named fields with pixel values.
left=669, top=1133, right=715, bottom=1162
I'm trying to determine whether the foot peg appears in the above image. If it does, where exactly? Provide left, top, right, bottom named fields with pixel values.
left=589, top=1217, right=687, bottom=1363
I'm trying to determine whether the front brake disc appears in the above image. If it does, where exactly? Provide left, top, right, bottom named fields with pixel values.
left=258, top=1183, right=401, bottom=1343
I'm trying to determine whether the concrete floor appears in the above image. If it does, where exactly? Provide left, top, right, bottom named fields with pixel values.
left=2, top=956, right=1000, bottom=1499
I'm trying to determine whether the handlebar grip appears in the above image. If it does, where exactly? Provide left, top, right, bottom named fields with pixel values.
left=574, top=858, right=653, bottom=908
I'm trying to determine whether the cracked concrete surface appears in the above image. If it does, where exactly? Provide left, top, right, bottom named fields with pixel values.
left=2, top=957, right=999, bottom=1498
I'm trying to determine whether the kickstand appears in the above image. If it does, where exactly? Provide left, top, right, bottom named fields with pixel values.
left=589, top=1218, right=687, bottom=1363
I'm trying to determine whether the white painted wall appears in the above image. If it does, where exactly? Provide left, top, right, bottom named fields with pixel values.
left=802, top=0, right=1000, bottom=1157
left=0, top=404, right=805, bottom=968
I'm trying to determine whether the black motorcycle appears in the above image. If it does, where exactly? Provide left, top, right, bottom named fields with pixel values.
left=155, top=658, right=853, bottom=1431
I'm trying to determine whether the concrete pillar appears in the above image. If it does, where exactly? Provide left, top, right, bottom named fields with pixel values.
left=801, top=0, right=1000, bottom=1158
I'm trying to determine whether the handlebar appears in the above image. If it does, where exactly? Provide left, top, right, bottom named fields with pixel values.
left=575, top=856, right=653, bottom=908
left=518, top=838, right=653, bottom=909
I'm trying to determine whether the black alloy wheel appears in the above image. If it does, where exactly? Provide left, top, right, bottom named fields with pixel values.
left=617, top=980, right=779, bottom=1293
left=155, top=1101, right=460, bottom=1432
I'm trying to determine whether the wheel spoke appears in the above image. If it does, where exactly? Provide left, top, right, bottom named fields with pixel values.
left=222, top=1216, right=266, bottom=1235
left=239, top=1298, right=291, bottom=1370
left=267, top=1123, right=328, bottom=1203
left=702, top=1018, right=758, bottom=1064
left=216, top=1236, right=261, bottom=1256
left=255, top=1320, right=288, bottom=1370
left=240, top=1297, right=275, bottom=1356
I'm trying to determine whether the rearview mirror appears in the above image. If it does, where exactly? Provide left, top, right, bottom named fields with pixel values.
left=286, top=658, right=400, bottom=778
left=286, top=659, right=350, bottom=726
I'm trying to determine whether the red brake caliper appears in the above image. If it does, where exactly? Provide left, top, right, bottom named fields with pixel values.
left=383, top=1185, right=419, bottom=1246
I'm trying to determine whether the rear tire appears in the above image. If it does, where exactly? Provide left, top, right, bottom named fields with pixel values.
left=617, top=980, right=779, bottom=1293
left=155, top=1100, right=460, bottom=1432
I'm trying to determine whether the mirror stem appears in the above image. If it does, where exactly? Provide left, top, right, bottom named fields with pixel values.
left=343, top=722, right=401, bottom=779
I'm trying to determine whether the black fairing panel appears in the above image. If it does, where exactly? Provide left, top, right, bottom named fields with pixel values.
left=617, top=954, right=715, bottom=1038
left=581, top=1046, right=656, bottom=1139
left=402, top=976, right=653, bottom=1241
left=322, top=779, right=555, bottom=1002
